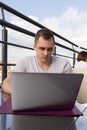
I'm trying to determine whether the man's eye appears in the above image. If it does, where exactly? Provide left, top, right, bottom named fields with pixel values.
left=39, top=47, right=45, bottom=51
left=38, top=47, right=53, bottom=51
left=47, top=48, right=53, bottom=52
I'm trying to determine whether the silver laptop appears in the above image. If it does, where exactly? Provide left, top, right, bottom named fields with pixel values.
left=11, top=72, right=83, bottom=111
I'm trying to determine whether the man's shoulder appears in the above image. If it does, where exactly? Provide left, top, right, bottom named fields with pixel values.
left=18, top=55, right=36, bottom=64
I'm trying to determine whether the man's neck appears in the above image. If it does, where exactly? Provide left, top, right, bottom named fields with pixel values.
left=37, top=58, right=52, bottom=71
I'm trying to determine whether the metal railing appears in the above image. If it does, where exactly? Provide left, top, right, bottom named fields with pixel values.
left=0, top=1, right=87, bottom=83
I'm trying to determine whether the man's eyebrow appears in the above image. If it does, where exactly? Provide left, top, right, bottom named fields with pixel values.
left=38, top=47, right=53, bottom=51
left=38, top=47, right=53, bottom=49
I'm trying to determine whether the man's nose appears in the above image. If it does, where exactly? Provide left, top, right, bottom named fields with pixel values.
left=44, top=49, right=48, bottom=55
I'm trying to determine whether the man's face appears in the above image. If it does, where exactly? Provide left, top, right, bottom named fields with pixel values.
left=34, top=36, right=54, bottom=64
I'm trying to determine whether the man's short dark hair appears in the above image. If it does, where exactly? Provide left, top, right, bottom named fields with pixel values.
left=77, top=51, right=87, bottom=61
left=35, top=28, right=55, bottom=44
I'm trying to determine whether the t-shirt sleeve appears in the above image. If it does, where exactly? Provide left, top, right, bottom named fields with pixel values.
left=15, top=57, right=27, bottom=72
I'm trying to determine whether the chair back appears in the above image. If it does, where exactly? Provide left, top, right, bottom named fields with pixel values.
left=73, top=68, right=87, bottom=103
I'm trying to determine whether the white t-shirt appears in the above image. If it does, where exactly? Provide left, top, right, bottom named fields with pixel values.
left=75, top=61, right=87, bottom=69
left=15, top=55, right=72, bottom=73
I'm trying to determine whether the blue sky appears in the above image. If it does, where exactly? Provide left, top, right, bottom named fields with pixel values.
left=1, top=0, right=87, bottom=20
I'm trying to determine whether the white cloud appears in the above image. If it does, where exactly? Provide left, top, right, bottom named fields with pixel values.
left=41, top=6, right=87, bottom=48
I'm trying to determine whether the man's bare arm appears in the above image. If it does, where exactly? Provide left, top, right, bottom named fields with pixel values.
left=2, top=68, right=15, bottom=94
left=2, top=73, right=11, bottom=94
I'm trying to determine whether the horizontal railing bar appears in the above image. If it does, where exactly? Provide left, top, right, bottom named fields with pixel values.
left=0, top=53, right=74, bottom=67
left=80, top=46, right=87, bottom=51
left=0, top=20, right=35, bottom=37
left=0, top=40, right=78, bottom=53
left=55, top=42, right=78, bottom=53
left=0, top=63, right=16, bottom=66
left=55, top=53, right=75, bottom=59
left=0, top=40, right=34, bottom=50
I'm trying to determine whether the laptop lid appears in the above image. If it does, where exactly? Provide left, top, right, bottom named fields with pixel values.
left=11, top=72, right=83, bottom=111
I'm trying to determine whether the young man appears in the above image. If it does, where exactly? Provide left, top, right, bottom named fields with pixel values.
left=2, top=28, right=72, bottom=94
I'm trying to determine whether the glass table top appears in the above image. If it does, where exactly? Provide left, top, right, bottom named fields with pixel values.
left=0, top=90, right=87, bottom=130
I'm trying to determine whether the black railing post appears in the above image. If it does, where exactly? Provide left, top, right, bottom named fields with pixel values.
left=73, top=51, right=76, bottom=68
left=54, top=46, right=56, bottom=55
left=72, top=44, right=76, bottom=68
left=2, top=28, right=8, bottom=81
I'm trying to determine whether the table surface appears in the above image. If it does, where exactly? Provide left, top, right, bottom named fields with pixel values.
left=0, top=90, right=87, bottom=130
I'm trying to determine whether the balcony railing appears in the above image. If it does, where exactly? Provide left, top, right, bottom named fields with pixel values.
left=0, top=1, right=87, bottom=85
